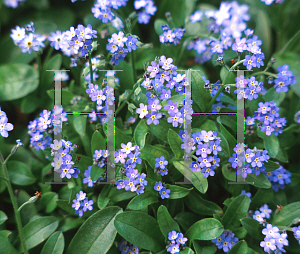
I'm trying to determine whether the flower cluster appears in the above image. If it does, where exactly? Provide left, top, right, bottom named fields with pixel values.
left=247, top=101, right=287, bottom=136
left=252, top=204, right=272, bottom=224
left=264, top=164, right=291, bottom=192
left=136, top=55, right=193, bottom=128
left=50, top=139, right=79, bottom=179
left=0, top=107, right=14, bottom=138
left=228, top=144, right=270, bottom=178
left=4, top=0, right=25, bottom=8
left=260, top=224, right=289, bottom=253
left=242, top=52, right=265, bottom=70
left=118, top=239, right=139, bottom=254
left=72, top=191, right=94, bottom=217
left=114, top=142, right=147, bottom=195
left=292, top=226, right=300, bottom=245
left=28, top=107, right=68, bottom=151
left=272, top=64, right=296, bottom=93
left=106, top=31, right=138, bottom=65
left=261, top=0, right=285, bottom=5
left=179, top=130, right=222, bottom=178
left=154, top=182, right=170, bottom=199
left=295, top=110, right=300, bottom=124
left=234, top=75, right=263, bottom=100
left=91, top=0, right=129, bottom=24
left=159, top=24, right=185, bottom=46
left=166, top=231, right=188, bottom=254
left=211, top=230, right=239, bottom=253
left=10, top=22, right=46, bottom=54
left=154, top=156, right=169, bottom=176
left=48, top=24, right=97, bottom=59
left=134, top=0, right=157, bottom=24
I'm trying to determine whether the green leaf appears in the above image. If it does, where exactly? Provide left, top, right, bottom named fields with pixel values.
left=0, top=211, right=8, bottom=226
left=272, top=201, right=300, bottom=226
left=0, top=236, right=19, bottom=254
left=274, top=148, right=289, bottom=163
left=40, top=192, right=58, bottom=213
left=56, top=200, right=75, bottom=215
left=250, top=188, right=274, bottom=211
left=191, top=71, right=211, bottom=112
left=42, top=54, right=62, bottom=90
left=174, top=212, right=198, bottom=232
left=97, top=185, right=111, bottom=210
left=140, top=144, right=169, bottom=169
left=222, top=164, right=236, bottom=181
left=257, top=129, right=279, bottom=158
left=180, top=247, right=195, bottom=254
left=192, top=241, right=217, bottom=254
left=166, top=184, right=192, bottom=199
left=245, top=173, right=271, bottom=189
left=21, top=93, right=41, bottom=114
left=157, top=205, right=180, bottom=238
left=217, top=116, right=236, bottom=155
left=222, top=195, right=250, bottom=231
left=168, top=129, right=184, bottom=160
left=91, top=130, right=106, bottom=155
left=90, top=165, right=105, bottom=181
left=185, top=218, right=224, bottom=241
left=264, top=161, right=280, bottom=172
left=147, top=119, right=172, bottom=142
left=115, top=126, right=132, bottom=149
left=184, top=191, right=223, bottom=216
left=220, top=66, right=236, bottom=85
left=0, top=63, right=39, bottom=101
left=114, top=211, right=165, bottom=253
left=67, top=207, right=122, bottom=254
left=23, top=216, right=59, bottom=251
left=241, top=218, right=264, bottom=240
left=157, top=0, right=186, bottom=27
left=154, top=19, right=167, bottom=36
left=173, top=160, right=208, bottom=194
left=47, top=89, right=75, bottom=106
left=72, top=114, right=87, bottom=136
left=262, top=88, right=285, bottom=106
left=228, top=240, right=248, bottom=254
left=127, top=192, right=158, bottom=210
left=7, top=161, right=36, bottom=186
left=134, top=119, right=148, bottom=149
left=41, top=231, right=64, bottom=254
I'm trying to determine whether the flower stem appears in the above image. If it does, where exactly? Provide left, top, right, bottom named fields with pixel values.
left=0, top=151, right=28, bottom=254
left=251, top=71, right=278, bottom=78
left=131, top=50, right=137, bottom=83
left=89, top=54, right=93, bottom=83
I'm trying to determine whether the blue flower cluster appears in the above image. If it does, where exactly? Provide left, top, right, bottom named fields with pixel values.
left=72, top=191, right=94, bottom=217
left=0, top=107, right=14, bottom=138
left=261, top=0, right=285, bottom=5
left=211, top=230, right=239, bottom=253
left=3, top=0, right=25, bottom=8
left=114, top=142, right=147, bottom=195
left=134, top=0, right=157, bottom=24
left=295, top=110, right=300, bottom=124
left=154, top=156, right=169, bottom=176
left=50, top=138, right=79, bottom=179
left=48, top=24, right=97, bottom=60
left=228, top=144, right=270, bottom=178
left=242, top=52, right=265, bottom=70
left=28, top=107, right=68, bottom=151
left=136, top=55, right=193, bottom=128
left=235, top=75, right=263, bottom=101
left=179, top=130, right=222, bottom=178
left=154, top=182, right=170, bottom=199
left=264, top=164, right=291, bottom=192
left=272, top=65, right=296, bottom=93
left=159, top=24, right=185, bottom=46
left=247, top=101, right=287, bottom=136
left=260, top=224, right=288, bottom=253
left=166, top=230, right=188, bottom=254
left=292, top=226, right=300, bottom=245
left=252, top=204, right=272, bottom=224
left=106, top=31, right=138, bottom=65
left=91, top=0, right=129, bottom=24
left=118, top=239, right=139, bottom=254
left=10, top=22, right=46, bottom=54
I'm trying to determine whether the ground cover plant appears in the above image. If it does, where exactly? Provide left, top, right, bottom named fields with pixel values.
left=1, top=0, right=300, bottom=253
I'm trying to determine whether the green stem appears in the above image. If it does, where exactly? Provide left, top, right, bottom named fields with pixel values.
left=36, top=52, right=42, bottom=82
left=0, top=151, right=28, bottom=254
left=89, top=54, right=93, bottom=83
left=17, top=201, right=30, bottom=212
left=251, top=71, right=278, bottom=78
left=130, top=50, right=137, bottom=83
left=115, top=78, right=143, bottom=116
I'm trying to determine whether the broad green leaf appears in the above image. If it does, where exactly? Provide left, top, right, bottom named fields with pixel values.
left=134, top=119, right=148, bottom=149
left=272, top=201, right=300, bottom=226
left=7, top=160, right=36, bottom=186
left=127, top=192, right=158, bottom=210
left=40, top=192, right=58, bottom=213
left=264, top=161, right=280, bottom=172
left=191, top=71, right=211, bottom=112
left=114, top=211, right=165, bottom=253
left=108, top=188, right=136, bottom=204
left=220, top=66, right=236, bottom=85
left=157, top=0, right=186, bottom=27
left=219, top=115, right=237, bottom=134
left=56, top=200, right=75, bottom=215
left=0, top=63, right=39, bottom=101
left=192, top=241, right=217, bottom=254
left=42, top=54, right=62, bottom=90
left=185, top=218, right=224, bottom=241
left=217, top=116, right=236, bottom=155
left=168, top=129, right=184, bottom=160
left=250, top=188, right=274, bottom=211
left=173, top=160, right=208, bottom=194
left=72, top=114, right=87, bottom=136
left=245, top=173, right=271, bottom=189
left=228, top=240, right=248, bottom=254
left=140, top=144, right=169, bottom=170
left=21, top=93, right=41, bottom=114
left=115, top=126, right=132, bottom=149
left=241, top=218, right=264, bottom=240
left=154, top=19, right=167, bottom=36
left=157, top=205, right=180, bottom=238
left=180, top=247, right=195, bottom=254
left=274, top=148, right=289, bottom=163
left=91, top=130, right=106, bottom=155
left=41, top=231, right=64, bottom=254
left=67, top=207, right=122, bottom=254
left=90, top=165, right=105, bottom=181
left=173, top=212, right=198, bottom=232
left=0, top=230, right=11, bottom=238
left=222, top=164, right=236, bottom=181
left=185, top=191, right=223, bottom=216
left=57, top=217, right=85, bottom=233
left=23, top=216, right=59, bottom=251
left=167, top=184, right=192, bottom=199
left=0, top=211, right=8, bottom=226
left=222, top=195, right=250, bottom=231
left=263, top=88, right=285, bottom=106
left=147, top=119, right=173, bottom=142
left=0, top=236, right=19, bottom=254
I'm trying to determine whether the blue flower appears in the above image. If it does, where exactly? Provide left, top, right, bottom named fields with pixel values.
left=0, top=116, right=14, bottom=138
left=243, top=55, right=257, bottom=70
left=159, top=187, right=170, bottom=199
left=259, top=204, right=272, bottom=219
left=155, top=156, right=168, bottom=169
left=168, top=231, right=178, bottom=241
left=260, top=237, right=276, bottom=252
left=146, top=112, right=162, bottom=125
left=154, top=182, right=163, bottom=192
